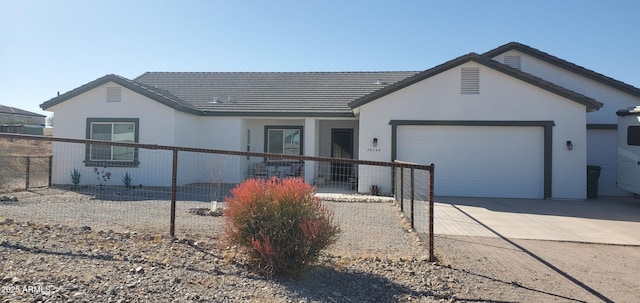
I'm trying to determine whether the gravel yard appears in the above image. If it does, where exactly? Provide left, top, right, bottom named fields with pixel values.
left=0, top=188, right=449, bottom=302
left=1, top=188, right=639, bottom=302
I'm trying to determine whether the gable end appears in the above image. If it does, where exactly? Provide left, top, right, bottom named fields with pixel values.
left=40, top=74, right=201, bottom=115
left=484, top=42, right=640, bottom=98
left=349, top=53, right=603, bottom=111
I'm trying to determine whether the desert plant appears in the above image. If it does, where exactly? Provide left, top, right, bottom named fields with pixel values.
left=122, top=172, right=132, bottom=188
left=70, top=168, right=81, bottom=187
left=225, top=177, right=340, bottom=277
left=207, top=156, right=227, bottom=203
left=94, top=163, right=111, bottom=186
left=369, top=184, right=382, bottom=196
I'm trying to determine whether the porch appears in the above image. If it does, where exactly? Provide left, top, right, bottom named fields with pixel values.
left=241, top=117, right=359, bottom=185
left=246, top=160, right=359, bottom=192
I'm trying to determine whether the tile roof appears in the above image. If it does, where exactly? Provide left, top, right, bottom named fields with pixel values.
left=349, top=53, right=603, bottom=112
left=42, top=42, right=627, bottom=116
left=483, top=42, right=640, bottom=98
left=132, top=72, right=419, bottom=117
left=0, top=105, right=46, bottom=117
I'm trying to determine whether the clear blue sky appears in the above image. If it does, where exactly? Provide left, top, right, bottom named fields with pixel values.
left=1, top=0, right=639, bottom=117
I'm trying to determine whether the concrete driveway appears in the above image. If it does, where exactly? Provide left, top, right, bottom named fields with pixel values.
left=433, top=196, right=640, bottom=245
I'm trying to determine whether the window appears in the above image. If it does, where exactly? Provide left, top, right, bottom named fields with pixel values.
left=264, top=126, right=302, bottom=156
left=85, top=118, right=139, bottom=167
left=461, top=67, right=480, bottom=94
left=628, top=126, right=640, bottom=146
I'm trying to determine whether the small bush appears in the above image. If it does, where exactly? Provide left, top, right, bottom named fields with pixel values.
left=122, top=172, right=132, bottom=188
left=94, top=164, right=111, bottom=186
left=224, top=177, right=340, bottom=277
left=70, top=168, right=81, bottom=187
left=369, top=184, right=381, bottom=196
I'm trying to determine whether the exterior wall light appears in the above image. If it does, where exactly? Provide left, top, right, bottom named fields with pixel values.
left=373, top=138, right=378, bottom=147
left=566, top=140, right=573, bottom=151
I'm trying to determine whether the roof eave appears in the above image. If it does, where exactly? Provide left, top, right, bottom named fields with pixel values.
left=40, top=74, right=202, bottom=116
left=202, top=111, right=356, bottom=118
left=480, top=57, right=603, bottom=111
left=349, top=54, right=478, bottom=109
left=350, top=53, right=603, bottom=112
left=483, top=42, right=640, bottom=98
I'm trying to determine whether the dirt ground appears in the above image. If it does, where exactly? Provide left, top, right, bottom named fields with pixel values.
left=435, top=234, right=640, bottom=302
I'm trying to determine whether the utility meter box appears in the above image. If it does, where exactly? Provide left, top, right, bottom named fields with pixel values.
left=616, top=107, right=640, bottom=194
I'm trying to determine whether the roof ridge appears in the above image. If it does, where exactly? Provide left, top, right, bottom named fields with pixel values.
left=140, top=71, right=420, bottom=74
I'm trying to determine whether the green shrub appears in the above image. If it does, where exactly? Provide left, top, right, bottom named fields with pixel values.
left=122, top=172, right=132, bottom=188
left=369, top=184, right=382, bottom=196
left=225, top=177, right=340, bottom=277
left=70, top=169, right=81, bottom=187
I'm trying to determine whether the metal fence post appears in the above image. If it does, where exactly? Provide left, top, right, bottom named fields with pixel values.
left=48, top=155, right=53, bottom=187
left=428, top=163, right=435, bottom=262
left=410, top=167, right=414, bottom=231
left=170, top=149, right=178, bottom=238
left=400, top=167, right=404, bottom=212
left=25, top=156, right=30, bottom=190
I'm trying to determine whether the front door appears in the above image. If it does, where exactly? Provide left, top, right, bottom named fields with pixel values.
left=331, top=129, right=353, bottom=182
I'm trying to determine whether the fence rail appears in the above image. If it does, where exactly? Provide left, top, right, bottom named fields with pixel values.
left=1, top=133, right=434, bottom=260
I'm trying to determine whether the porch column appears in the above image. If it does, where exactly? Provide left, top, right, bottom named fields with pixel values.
left=303, top=118, right=318, bottom=183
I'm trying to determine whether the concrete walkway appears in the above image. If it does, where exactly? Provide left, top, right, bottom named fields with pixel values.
left=433, top=196, right=640, bottom=245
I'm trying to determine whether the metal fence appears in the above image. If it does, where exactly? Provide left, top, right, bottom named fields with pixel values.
left=0, top=135, right=52, bottom=191
left=394, top=160, right=435, bottom=260
left=0, top=155, right=52, bottom=190
left=0, top=133, right=434, bottom=260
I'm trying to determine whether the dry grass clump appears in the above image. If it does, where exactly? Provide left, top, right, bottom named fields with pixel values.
left=0, top=137, right=52, bottom=192
left=0, top=137, right=52, bottom=156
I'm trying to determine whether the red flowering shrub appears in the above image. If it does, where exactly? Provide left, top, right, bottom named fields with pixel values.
left=224, top=177, right=340, bottom=277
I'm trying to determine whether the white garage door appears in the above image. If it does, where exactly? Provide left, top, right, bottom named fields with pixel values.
left=397, top=125, right=544, bottom=198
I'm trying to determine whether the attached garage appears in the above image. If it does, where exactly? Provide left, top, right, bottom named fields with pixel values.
left=394, top=123, right=548, bottom=198
left=351, top=53, right=603, bottom=200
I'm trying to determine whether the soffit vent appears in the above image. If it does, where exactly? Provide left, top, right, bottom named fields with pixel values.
left=504, top=55, right=522, bottom=70
left=461, top=67, right=480, bottom=94
left=107, top=87, right=122, bottom=102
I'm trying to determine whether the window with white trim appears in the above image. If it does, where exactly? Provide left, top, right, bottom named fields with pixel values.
left=86, top=118, right=139, bottom=167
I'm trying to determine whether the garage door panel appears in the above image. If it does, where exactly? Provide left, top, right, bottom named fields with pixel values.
left=397, top=126, right=544, bottom=198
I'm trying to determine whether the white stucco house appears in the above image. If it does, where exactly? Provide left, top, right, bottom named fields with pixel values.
left=40, top=42, right=640, bottom=200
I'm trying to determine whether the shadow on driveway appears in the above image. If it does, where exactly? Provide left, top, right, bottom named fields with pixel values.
left=432, top=195, right=640, bottom=245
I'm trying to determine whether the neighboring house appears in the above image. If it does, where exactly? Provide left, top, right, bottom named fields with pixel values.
left=40, top=42, right=640, bottom=199
left=0, top=105, right=46, bottom=135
